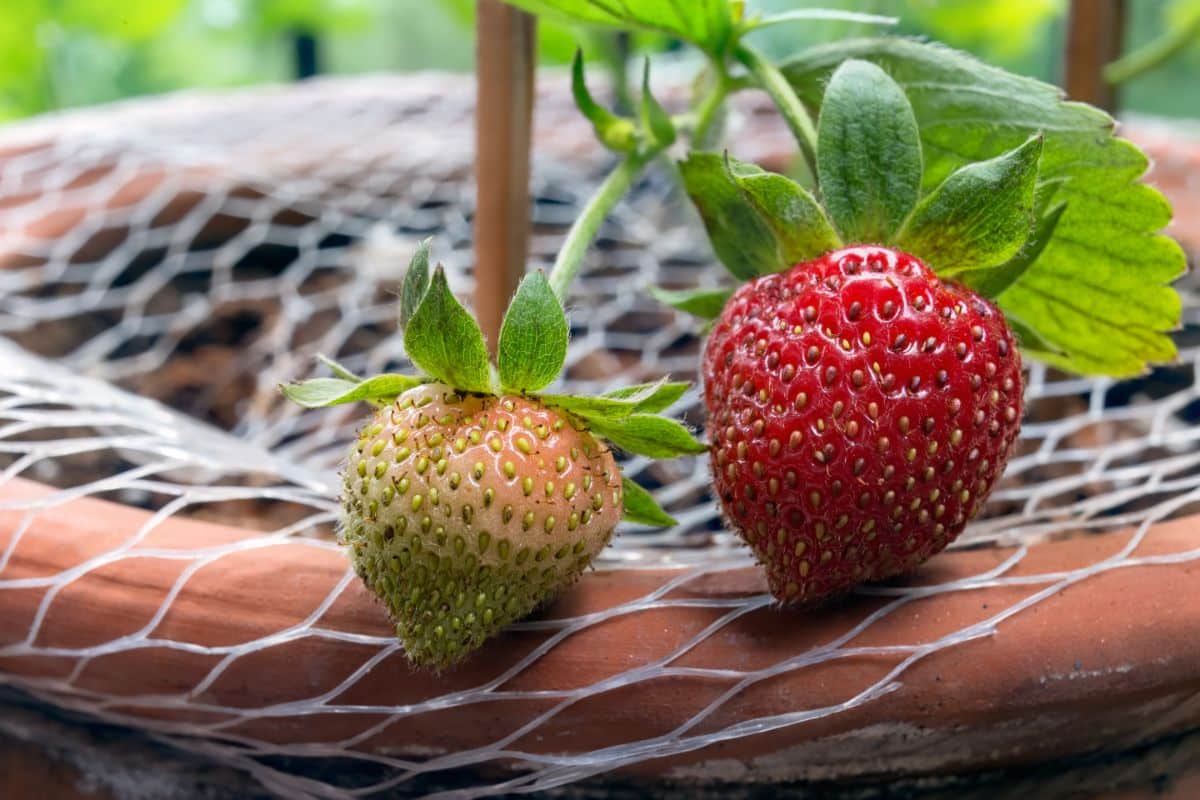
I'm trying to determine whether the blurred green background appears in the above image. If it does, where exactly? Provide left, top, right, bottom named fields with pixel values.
left=2, top=0, right=1198, bottom=122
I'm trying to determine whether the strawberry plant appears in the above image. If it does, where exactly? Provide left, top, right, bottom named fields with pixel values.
left=673, top=43, right=1181, bottom=603
left=284, top=1, right=1186, bottom=665
left=499, top=3, right=1184, bottom=603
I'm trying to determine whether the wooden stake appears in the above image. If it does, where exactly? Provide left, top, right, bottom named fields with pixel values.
left=474, top=1, right=537, bottom=355
left=1064, top=0, right=1127, bottom=112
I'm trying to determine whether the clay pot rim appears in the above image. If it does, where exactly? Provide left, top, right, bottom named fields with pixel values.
left=2, top=475, right=1198, bottom=790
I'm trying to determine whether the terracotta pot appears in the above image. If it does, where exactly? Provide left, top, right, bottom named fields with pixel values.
left=1, top=475, right=1198, bottom=789
left=2, top=76, right=1199, bottom=795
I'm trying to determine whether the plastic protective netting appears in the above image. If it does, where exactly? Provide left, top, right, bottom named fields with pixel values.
left=0, top=77, right=1199, bottom=798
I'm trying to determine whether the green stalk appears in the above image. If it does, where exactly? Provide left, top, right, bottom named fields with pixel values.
left=549, top=61, right=734, bottom=303
left=671, top=86, right=733, bottom=147
left=691, top=61, right=732, bottom=149
left=548, top=153, right=649, bottom=303
left=1104, top=10, right=1200, bottom=85
left=735, top=41, right=819, bottom=176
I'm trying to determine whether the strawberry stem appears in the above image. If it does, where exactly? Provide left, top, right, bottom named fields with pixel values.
left=549, top=65, right=732, bottom=304
left=690, top=59, right=732, bottom=148
left=1104, top=6, right=1200, bottom=85
left=548, top=152, right=650, bottom=303
left=735, top=42, right=818, bottom=176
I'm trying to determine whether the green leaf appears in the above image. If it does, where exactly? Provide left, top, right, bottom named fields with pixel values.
left=543, top=394, right=640, bottom=421
left=542, top=378, right=675, bottom=421
left=404, top=266, right=493, bottom=394
left=783, top=37, right=1185, bottom=377
left=601, top=380, right=689, bottom=413
left=680, top=152, right=841, bottom=280
left=649, top=286, right=732, bottom=320
left=1005, top=313, right=1066, bottom=360
left=571, top=50, right=636, bottom=152
left=679, top=153, right=775, bottom=280
left=502, top=0, right=735, bottom=55
left=896, top=136, right=1043, bottom=274
left=747, top=8, right=898, bottom=31
left=399, top=238, right=432, bottom=331
left=280, top=374, right=424, bottom=409
left=584, top=413, right=707, bottom=459
left=816, top=59, right=922, bottom=243
left=497, top=271, right=569, bottom=394
left=639, top=58, right=675, bottom=148
left=620, top=476, right=677, bottom=527
left=961, top=202, right=1066, bottom=299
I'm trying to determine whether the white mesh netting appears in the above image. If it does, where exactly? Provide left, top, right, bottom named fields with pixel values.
left=0, top=77, right=1199, bottom=798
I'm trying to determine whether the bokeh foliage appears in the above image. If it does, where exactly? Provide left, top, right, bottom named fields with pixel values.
left=1, top=0, right=1197, bottom=121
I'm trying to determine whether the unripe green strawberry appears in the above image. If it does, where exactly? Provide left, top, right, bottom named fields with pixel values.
left=704, top=246, right=1023, bottom=604
left=342, top=383, right=624, bottom=669
left=285, top=256, right=698, bottom=668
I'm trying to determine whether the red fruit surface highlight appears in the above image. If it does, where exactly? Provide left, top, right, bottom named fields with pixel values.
left=703, top=246, right=1023, bottom=603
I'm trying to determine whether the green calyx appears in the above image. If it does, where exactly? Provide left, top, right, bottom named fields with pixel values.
left=679, top=59, right=1046, bottom=296
left=671, top=42, right=1183, bottom=379
left=280, top=239, right=705, bottom=528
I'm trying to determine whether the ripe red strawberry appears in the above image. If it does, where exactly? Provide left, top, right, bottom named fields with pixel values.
left=703, top=246, right=1022, bottom=603
left=342, top=382, right=623, bottom=669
